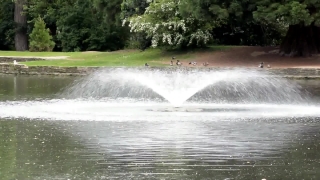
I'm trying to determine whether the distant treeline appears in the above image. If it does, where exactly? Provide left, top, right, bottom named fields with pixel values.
left=1, top=0, right=320, bottom=56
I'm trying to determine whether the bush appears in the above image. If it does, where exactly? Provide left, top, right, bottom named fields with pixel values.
left=29, top=17, right=55, bottom=51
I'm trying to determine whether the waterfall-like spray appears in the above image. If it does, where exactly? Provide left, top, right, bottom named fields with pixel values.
left=1, top=68, right=319, bottom=121
left=62, top=68, right=310, bottom=106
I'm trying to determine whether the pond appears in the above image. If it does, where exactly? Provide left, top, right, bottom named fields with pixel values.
left=0, top=69, right=320, bottom=180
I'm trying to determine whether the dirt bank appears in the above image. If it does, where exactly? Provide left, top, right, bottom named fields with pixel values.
left=182, top=46, right=320, bottom=68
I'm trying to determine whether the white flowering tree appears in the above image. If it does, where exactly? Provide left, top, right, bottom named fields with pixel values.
left=122, top=0, right=220, bottom=48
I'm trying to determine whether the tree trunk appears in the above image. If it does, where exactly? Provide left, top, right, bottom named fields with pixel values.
left=14, top=0, right=28, bottom=51
left=279, top=24, right=320, bottom=57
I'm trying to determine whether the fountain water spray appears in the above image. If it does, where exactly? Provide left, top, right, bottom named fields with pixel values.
left=0, top=68, right=319, bottom=121
left=62, top=68, right=310, bottom=106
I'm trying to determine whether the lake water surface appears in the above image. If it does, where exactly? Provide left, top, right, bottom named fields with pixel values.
left=0, top=74, right=320, bottom=180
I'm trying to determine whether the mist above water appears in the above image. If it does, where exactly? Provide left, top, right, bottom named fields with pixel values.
left=0, top=68, right=319, bottom=121
left=62, top=68, right=310, bottom=106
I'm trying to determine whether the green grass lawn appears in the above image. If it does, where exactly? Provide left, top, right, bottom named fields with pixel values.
left=0, top=51, right=76, bottom=57
left=0, top=46, right=231, bottom=67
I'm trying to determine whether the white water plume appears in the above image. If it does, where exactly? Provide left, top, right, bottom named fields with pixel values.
left=1, top=99, right=320, bottom=121
left=0, top=68, right=319, bottom=121
left=62, top=68, right=310, bottom=107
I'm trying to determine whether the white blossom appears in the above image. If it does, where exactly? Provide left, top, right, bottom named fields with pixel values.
left=124, top=0, right=215, bottom=48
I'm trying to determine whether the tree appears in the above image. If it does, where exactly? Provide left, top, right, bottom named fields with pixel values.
left=14, top=0, right=28, bottom=51
left=91, top=0, right=129, bottom=50
left=120, top=0, right=151, bottom=50
left=189, top=0, right=320, bottom=56
left=25, top=0, right=129, bottom=52
left=179, top=0, right=286, bottom=47
left=0, top=0, right=15, bottom=50
left=123, top=0, right=220, bottom=49
left=55, top=0, right=124, bottom=51
left=29, top=17, right=55, bottom=51
left=26, top=0, right=68, bottom=51
left=253, top=1, right=320, bottom=57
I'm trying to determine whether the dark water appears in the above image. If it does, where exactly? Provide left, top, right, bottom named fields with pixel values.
left=0, top=74, right=320, bottom=180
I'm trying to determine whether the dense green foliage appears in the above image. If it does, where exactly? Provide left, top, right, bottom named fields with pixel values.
left=253, top=1, right=320, bottom=56
left=124, top=0, right=217, bottom=48
left=253, top=1, right=320, bottom=26
left=25, top=0, right=128, bottom=52
left=29, top=17, right=55, bottom=51
left=0, top=0, right=15, bottom=50
left=0, top=0, right=319, bottom=55
left=120, top=0, right=151, bottom=49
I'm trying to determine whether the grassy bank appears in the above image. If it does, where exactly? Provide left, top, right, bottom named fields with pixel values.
left=0, top=46, right=231, bottom=67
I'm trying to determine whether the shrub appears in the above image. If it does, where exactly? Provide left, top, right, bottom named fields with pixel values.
left=29, top=17, right=55, bottom=51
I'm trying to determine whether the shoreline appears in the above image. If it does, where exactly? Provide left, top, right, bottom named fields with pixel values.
left=1, top=63, right=320, bottom=79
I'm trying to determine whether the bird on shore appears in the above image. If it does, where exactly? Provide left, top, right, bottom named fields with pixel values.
left=267, top=64, right=271, bottom=68
left=13, top=60, right=18, bottom=65
left=189, top=61, right=197, bottom=66
left=258, top=62, right=264, bottom=68
left=203, top=62, right=209, bottom=66
left=176, top=60, right=182, bottom=66
left=170, top=60, right=173, bottom=66
left=145, top=63, right=149, bottom=67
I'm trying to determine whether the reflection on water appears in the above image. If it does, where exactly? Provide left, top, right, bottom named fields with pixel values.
left=1, top=119, right=320, bottom=180
left=0, top=75, right=74, bottom=101
left=0, top=75, right=320, bottom=180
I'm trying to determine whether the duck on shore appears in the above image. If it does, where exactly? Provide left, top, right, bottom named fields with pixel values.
left=259, top=62, right=264, bottom=68
left=203, top=62, right=209, bottom=66
left=176, top=60, right=182, bottom=66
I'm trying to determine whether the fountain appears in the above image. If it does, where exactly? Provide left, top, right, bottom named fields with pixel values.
left=0, top=68, right=319, bottom=120
left=63, top=68, right=310, bottom=106
left=0, top=68, right=320, bottom=179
